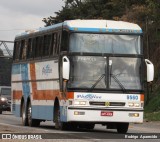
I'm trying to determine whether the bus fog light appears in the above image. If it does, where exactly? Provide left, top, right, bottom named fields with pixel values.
left=74, top=101, right=87, bottom=105
left=129, top=113, right=139, bottom=117
left=74, top=111, right=85, bottom=115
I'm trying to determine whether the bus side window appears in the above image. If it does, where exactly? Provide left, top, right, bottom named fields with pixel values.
left=43, top=34, right=52, bottom=57
left=20, top=40, right=27, bottom=60
left=35, top=36, right=43, bottom=58
left=53, top=33, right=57, bottom=56
left=32, top=38, right=37, bottom=59
left=55, top=33, right=61, bottom=56
left=50, top=33, right=54, bottom=56
left=27, top=38, right=33, bottom=59
left=39, top=36, right=43, bottom=58
left=13, top=41, right=20, bottom=61
left=61, top=31, right=69, bottom=51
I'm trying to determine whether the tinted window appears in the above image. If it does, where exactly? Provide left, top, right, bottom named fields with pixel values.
left=70, top=33, right=141, bottom=55
left=55, top=33, right=61, bottom=56
left=14, top=41, right=20, bottom=61
left=20, top=40, right=27, bottom=60
left=35, top=36, right=43, bottom=58
left=43, top=35, right=52, bottom=57
left=27, top=38, right=33, bottom=59
left=61, top=31, right=69, bottom=51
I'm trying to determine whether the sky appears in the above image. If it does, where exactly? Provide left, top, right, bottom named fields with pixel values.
left=0, top=0, right=64, bottom=43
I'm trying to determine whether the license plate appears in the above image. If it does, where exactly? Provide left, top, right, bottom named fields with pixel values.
left=101, top=111, right=113, bottom=116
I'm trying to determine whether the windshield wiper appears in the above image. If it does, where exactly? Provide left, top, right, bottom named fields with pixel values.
left=90, top=74, right=105, bottom=91
left=110, top=74, right=127, bottom=92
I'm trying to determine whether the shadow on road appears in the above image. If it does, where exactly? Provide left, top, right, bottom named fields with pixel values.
left=39, top=124, right=117, bottom=134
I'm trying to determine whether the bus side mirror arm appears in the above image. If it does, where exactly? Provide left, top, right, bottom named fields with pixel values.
left=145, top=59, right=154, bottom=82
left=62, top=56, right=70, bottom=80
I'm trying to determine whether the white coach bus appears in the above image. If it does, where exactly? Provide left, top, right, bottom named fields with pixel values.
left=11, top=20, right=154, bottom=133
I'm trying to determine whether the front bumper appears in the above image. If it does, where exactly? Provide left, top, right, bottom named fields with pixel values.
left=67, top=107, right=143, bottom=123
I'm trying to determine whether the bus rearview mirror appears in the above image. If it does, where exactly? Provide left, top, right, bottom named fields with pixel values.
left=62, top=56, right=70, bottom=80
left=145, top=59, right=154, bottom=82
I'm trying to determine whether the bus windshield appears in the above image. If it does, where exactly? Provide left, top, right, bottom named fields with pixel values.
left=69, top=33, right=141, bottom=54
left=68, top=56, right=142, bottom=90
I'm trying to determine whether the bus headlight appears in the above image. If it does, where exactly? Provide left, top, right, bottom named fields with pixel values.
left=128, top=102, right=140, bottom=107
left=74, top=101, right=87, bottom=105
left=128, top=102, right=134, bottom=107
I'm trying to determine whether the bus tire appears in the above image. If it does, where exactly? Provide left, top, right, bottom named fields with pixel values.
left=21, top=102, right=28, bottom=126
left=117, top=123, right=129, bottom=133
left=27, top=101, right=40, bottom=127
left=0, top=109, right=2, bottom=114
left=54, top=104, right=68, bottom=130
left=78, top=123, right=95, bottom=130
left=85, top=124, right=95, bottom=130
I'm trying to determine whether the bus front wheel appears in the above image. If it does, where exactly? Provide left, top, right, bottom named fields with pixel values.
left=117, top=123, right=129, bottom=133
left=54, top=105, right=69, bottom=130
left=78, top=123, right=95, bottom=130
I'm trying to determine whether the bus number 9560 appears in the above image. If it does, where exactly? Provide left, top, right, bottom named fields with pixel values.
left=127, top=95, right=138, bottom=100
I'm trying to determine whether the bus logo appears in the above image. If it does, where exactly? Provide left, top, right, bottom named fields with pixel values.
left=77, top=94, right=102, bottom=100
left=105, top=102, right=110, bottom=106
left=42, top=65, right=52, bottom=76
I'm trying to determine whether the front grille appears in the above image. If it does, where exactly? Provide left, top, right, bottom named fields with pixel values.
left=89, top=101, right=125, bottom=106
left=89, top=102, right=105, bottom=106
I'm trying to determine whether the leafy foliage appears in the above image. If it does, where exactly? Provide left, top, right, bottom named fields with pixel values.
left=43, top=0, right=159, bottom=27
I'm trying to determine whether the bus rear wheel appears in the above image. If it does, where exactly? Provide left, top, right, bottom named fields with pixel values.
left=0, top=109, right=2, bottom=114
left=117, top=123, right=129, bottom=133
left=27, top=102, right=40, bottom=127
left=21, top=102, right=28, bottom=126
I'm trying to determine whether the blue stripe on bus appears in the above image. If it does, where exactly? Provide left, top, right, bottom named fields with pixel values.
left=21, top=64, right=30, bottom=102
left=13, top=104, right=67, bottom=122
left=12, top=104, right=21, bottom=117
left=32, top=105, right=67, bottom=122
left=32, top=105, right=54, bottom=120
left=12, top=64, right=21, bottom=74
left=69, top=27, right=104, bottom=32
left=69, top=27, right=142, bottom=33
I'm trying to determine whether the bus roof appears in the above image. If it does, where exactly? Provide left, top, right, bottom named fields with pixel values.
left=64, top=20, right=142, bottom=33
left=15, top=20, right=142, bottom=39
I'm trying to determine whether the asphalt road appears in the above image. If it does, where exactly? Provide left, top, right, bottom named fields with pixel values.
left=0, top=111, right=159, bottom=141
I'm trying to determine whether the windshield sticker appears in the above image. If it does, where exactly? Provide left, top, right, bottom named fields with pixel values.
left=77, top=94, right=102, bottom=100
left=76, top=57, right=96, bottom=62
left=42, top=65, right=52, bottom=76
